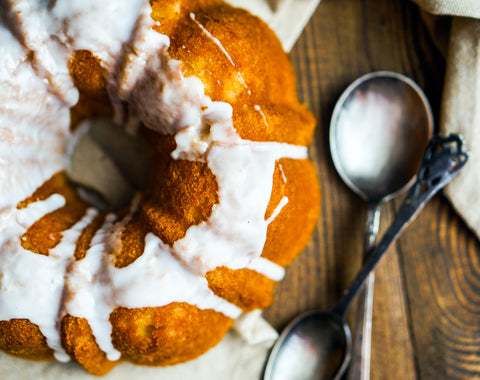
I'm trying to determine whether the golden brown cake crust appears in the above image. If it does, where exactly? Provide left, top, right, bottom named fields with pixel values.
left=62, top=303, right=233, bottom=376
left=110, top=303, right=233, bottom=366
left=61, top=315, right=119, bottom=376
left=140, top=135, right=220, bottom=248
left=0, top=319, right=54, bottom=361
left=69, top=50, right=113, bottom=128
left=17, top=172, right=89, bottom=256
left=263, top=158, right=321, bottom=267
left=206, top=267, right=276, bottom=311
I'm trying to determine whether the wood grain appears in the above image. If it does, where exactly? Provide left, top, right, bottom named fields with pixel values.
left=263, top=0, right=480, bottom=378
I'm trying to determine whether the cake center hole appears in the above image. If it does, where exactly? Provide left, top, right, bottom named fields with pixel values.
left=66, top=118, right=152, bottom=211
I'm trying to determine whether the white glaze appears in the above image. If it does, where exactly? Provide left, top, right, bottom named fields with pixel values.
left=254, top=105, right=270, bottom=128
left=0, top=0, right=310, bottom=363
left=278, top=163, right=288, bottom=183
left=189, top=12, right=249, bottom=90
left=0, top=195, right=71, bottom=362
left=189, top=12, right=236, bottom=67
left=64, top=231, right=242, bottom=360
left=0, top=22, right=69, bottom=210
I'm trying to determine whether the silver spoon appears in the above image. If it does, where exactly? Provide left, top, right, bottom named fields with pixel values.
left=263, top=83, right=468, bottom=380
left=330, top=71, right=432, bottom=380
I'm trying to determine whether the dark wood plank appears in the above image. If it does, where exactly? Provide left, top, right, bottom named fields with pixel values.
left=397, top=197, right=480, bottom=379
left=370, top=201, right=418, bottom=380
left=262, top=0, right=480, bottom=378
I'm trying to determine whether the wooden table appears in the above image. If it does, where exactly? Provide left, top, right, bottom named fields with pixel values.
left=263, top=0, right=480, bottom=379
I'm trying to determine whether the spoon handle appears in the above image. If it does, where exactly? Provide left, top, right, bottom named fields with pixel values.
left=332, top=134, right=468, bottom=318
left=346, top=203, right=380, bottom=380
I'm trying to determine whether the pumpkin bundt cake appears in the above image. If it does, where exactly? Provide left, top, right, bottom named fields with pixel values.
left=0, top=0, right=320, bottom=375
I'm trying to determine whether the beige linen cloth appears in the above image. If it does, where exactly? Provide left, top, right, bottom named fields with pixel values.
left=0, top=1, right=321, bottom=379
left=412, top=0, right=480, bottom=237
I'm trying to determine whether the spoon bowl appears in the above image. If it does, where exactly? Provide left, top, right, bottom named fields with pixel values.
left=264, top=311, right=351, bottom=380
left=330, top=71, right=433, bottom=202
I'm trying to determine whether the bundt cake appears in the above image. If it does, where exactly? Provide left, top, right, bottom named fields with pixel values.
left=0, top=0, right=320, bottom=375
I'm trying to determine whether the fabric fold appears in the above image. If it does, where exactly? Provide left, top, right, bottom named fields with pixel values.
left=412, top=0, right=480, bottom=238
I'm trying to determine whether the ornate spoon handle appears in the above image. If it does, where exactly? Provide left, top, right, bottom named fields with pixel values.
left=332, top=134, right=469, bottom=318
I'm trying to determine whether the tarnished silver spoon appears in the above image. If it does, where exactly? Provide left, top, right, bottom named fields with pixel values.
left=263, top=77, right=468, bottom=380
left=329, top=71, right=432, bottom=380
